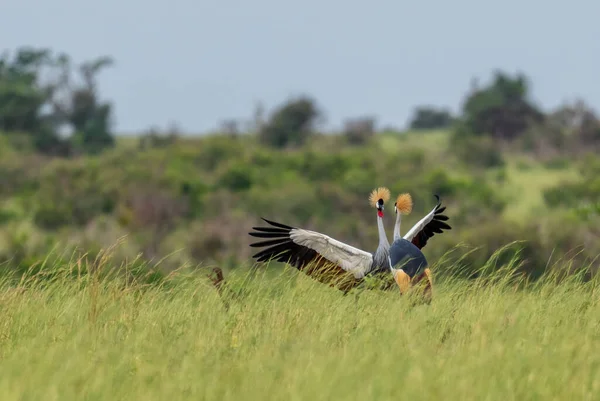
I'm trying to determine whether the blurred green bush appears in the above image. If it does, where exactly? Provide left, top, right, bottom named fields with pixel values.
left=0, top=128, right=597, bottom=282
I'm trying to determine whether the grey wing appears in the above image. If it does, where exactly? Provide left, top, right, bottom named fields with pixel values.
left=249, top=218, right=374, bottom=279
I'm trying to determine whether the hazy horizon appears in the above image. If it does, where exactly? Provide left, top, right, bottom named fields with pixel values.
left=2, top=0, right=599, bottom=134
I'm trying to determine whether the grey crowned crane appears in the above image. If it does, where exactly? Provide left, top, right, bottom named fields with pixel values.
left=362, top=191, right=414, bottom=290
left=387, top=193, right=451, bottom=297
left=248, top=187, right=394, bottom=293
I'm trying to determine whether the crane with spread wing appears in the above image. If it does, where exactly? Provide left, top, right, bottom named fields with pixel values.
left=248, top=188, right=451, bottom=296
left=388, top=194, right=451, bottom=298
left=248, top=187, right=394, bottom=293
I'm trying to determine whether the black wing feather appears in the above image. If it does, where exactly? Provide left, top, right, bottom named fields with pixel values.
left=248, top=218, right=322, bottom=269
left=411, top=195, right=452, bottom=250
left=251, top=227, right=288, bottom=233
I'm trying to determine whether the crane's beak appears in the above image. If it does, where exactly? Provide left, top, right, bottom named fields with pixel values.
left=377, top=204, right=384, bottom=218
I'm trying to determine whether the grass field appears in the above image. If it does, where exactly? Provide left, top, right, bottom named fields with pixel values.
left=491, top=157, right=580, bottom=224
left=1, top=250, right=599, bottom=401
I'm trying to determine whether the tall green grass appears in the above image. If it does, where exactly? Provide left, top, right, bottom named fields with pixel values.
left=0, top=244, right=599, bottom=400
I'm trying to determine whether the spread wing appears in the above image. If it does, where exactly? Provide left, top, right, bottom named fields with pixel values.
left=248, top=218, right=374, bottom=282
left=403, top=195, right=451, bottom=250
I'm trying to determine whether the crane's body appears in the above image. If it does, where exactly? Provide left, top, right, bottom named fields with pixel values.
left=388, top=238, right=428, bottom=277
left=388, top=194, right=451, bottom=298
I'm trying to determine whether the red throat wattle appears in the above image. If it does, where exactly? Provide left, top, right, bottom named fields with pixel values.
left=377, top=210, right=384, bottom=218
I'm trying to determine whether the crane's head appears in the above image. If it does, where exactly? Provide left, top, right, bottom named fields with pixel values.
left=369, top=187, right=390, bottom=218
left=394, top=193, right=413, bottom=215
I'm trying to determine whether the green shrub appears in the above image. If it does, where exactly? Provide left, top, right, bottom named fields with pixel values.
left=218, top=163, right=254, bottom=192
left=450, top=129, right=504, bottom=168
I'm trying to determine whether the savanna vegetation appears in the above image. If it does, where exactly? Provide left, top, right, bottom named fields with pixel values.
left=2, top=47, right=599, bottom=280
left=1, top=252, right=600, bottom=400
left=1, top=46, right=600, bottom=399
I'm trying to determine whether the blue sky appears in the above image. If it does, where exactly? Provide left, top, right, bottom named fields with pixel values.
left=2, top=0, right=599, bottom=134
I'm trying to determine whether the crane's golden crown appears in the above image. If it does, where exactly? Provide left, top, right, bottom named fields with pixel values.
left=395, top=193, right=413, bottom=214
left=368, top=187, right=391, bottom=208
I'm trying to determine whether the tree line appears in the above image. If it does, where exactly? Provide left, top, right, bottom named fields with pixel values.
left=0, top=47, right=115, bottom=156
left=2, top=46, right=600, bottom=159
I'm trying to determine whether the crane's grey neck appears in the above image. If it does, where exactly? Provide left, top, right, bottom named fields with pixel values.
left=373, top=214, right=390, bottom=268
left=393, top=212, right=402, bottom=241
left=377, top=214, right=389, bottom=248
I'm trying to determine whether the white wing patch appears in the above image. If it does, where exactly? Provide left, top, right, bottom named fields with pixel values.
left=289, top=229, right=374, bottom=278
left=403, top=205, right=437, bottom=242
